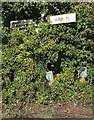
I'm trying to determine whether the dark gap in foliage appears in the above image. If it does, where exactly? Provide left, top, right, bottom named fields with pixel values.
left=8, top=68, right=15, bottom=82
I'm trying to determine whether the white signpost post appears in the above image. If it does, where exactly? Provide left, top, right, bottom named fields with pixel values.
left=45, top=13, right=76, bottom=85
left=50, top=13, right=76, bottom=24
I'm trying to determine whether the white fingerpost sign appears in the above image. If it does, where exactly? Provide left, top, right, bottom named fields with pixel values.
left=50, top=13, right=76, bottom=24
left=10, top=19, right=34, bottom=29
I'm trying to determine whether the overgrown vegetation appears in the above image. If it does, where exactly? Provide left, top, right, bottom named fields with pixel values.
left=2, top=2, right=94, bottom=115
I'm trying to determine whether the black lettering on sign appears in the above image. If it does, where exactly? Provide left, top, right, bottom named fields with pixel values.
left=60, top=17, right=64, bottom=21
left=58, top=17, right=63, bottom=21
left=55, top=18, right=57, bottom=21
left=66, top=17, right=70, bottom=20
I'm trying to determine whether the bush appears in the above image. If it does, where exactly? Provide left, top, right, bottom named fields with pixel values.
left=2, top=3, right=93, bottom=111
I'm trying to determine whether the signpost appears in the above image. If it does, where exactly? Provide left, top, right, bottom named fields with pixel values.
left=50, top=13, right=76, bottom=24
left=10, top=19, right=34, bottom=29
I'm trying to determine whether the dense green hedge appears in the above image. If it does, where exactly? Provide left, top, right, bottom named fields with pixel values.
left=2, top=2, right=94, bottom=109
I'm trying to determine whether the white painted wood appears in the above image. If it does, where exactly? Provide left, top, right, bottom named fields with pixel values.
left=50, top=13, right=76, bottom=24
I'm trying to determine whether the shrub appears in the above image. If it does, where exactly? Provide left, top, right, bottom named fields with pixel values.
left=2, top=3, right=93, bottom=111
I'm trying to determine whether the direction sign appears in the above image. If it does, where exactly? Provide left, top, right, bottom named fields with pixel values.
left=50, top=13, right=76, bottom=24
left=10, top=19, right=34, bottom=29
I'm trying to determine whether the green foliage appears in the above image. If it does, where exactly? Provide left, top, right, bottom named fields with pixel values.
left=2, top=3, right=93, bottom=113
